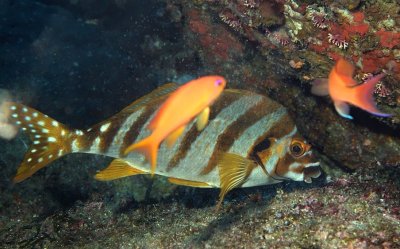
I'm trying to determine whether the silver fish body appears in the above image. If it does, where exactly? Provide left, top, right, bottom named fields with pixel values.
left=6, top=84, right=321, bottom=205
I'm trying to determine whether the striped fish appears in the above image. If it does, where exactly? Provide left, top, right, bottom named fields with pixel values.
left=6, top=83, right=321, bottom=208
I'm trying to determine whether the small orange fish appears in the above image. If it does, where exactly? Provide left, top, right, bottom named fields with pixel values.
left=311, top=58, right=391, bottom=119
left=124, top=75, right=226, bottom=174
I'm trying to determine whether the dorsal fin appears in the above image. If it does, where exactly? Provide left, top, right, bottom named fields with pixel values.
left=120, top=83, right=178, bottom=114
left=334, top=59, right=358, bottom=87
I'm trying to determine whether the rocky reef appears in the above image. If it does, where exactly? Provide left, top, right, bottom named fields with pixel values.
left=0, top=0, right=399, bottom=248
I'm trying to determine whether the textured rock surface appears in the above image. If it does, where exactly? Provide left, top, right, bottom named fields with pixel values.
left=0, top=0, right=399, bottom=247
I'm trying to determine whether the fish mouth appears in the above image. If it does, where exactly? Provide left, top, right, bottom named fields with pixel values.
left=303, top=162, right=321, bottom=183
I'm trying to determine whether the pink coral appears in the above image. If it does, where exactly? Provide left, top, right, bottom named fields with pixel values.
left=311, top=13, right=329, bottom=29
left=327, top=33, right=348, bottom=49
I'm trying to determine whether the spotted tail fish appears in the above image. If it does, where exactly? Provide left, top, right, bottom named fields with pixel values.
left=6, top=83, right=321, bottom=208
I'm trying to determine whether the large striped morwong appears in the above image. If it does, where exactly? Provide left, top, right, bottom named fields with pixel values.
left=5, top=83, right=321, bottom=208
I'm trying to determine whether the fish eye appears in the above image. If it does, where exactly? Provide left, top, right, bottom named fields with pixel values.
left=215, top=79, right=223, bottom=87
left=290, top=140, right=306, bottom=157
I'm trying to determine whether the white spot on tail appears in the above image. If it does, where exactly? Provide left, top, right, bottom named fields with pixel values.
left=61, top=130, right=66, bottom=136
left=33, top=112, right=38, bottom=118
left=22, top=107, right=28, bottom=113
left=42, top=128, right=49, bottom=133
left=31, top=149, right=37, bottom=153
left=100, top=123, right=111, bottom=133
left=52, top=121, right=59, bottom=127
left=10, top=106, right=16, bottom=110
left=38, top=157, right=43, bottom=163
left=48, top=137, right=57, bottom=142
left=27, top=158, right=32, bottom=162
left=12, top=114, right=18, bottom=118
left=33, top=140, right=40, bottom=145
left=75, top=130, right=83, bottom=136
left=38, top=121, right=45, bottom=126
left=25, top=116, right=31, bottom=121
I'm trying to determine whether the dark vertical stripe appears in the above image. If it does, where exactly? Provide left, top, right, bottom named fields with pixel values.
left=200, top=100, right=280, bottom=175
left=99, top=115, right=129, bottom=153
left=247, top=114, right=294, bottom=159
left=166, top=92, right=240, bottom=171
left=119, top=105, right=159, bottom=156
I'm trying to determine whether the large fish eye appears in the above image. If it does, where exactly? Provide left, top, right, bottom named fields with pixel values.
left=290, top=140, right=306, bottom=157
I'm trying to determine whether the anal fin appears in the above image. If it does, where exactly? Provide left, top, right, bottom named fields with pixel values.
left=95, top=159, right=147, bottom=181
left=165, top=125, right=186, bottom=148
left=217, top=153, right=257, bottom=211
left=168, top=177, right=211, bottom=188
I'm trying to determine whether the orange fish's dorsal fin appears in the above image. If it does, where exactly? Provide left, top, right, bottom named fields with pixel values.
left=196, top=107, right=210, bottom=131
left=94, top=159, right=147, bottom=181
left=165, top=125, right=186, bottom=148
left=6, top=102, right=76, bottom=183
left=168, top=177, right=211, bottom=188
left=216, top=153, right=256, bottom=211
left=335, top=59, right=357, bottom=86
left=120, top=83, right=179, bottom=115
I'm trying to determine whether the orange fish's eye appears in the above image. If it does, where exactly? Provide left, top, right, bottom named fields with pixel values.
left=290, top=140, right=306, bottom=157
left=215, top=79, right=224, bottom=87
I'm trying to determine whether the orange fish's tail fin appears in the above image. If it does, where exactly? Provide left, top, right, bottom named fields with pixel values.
left=353, top=73, right=392, bottom=117
left=124, top=136, right=159, bottom=175
left=6, top=102, right=79, bottom=183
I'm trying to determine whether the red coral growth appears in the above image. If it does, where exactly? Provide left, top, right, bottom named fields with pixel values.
left=188, top=10, right=209, bottom=35
left=352, top=12, right=365, bottom=23
left=186, top=9, right=244, bottom=62
left=359, top=50, right=391, bottom=73
left=345, top=12, right=369, bottom=36
left=376, top=30, right=400, bottom=49
left=327, top=11, right=369, bottom=44
left=345, top=23, right=369, bottom=36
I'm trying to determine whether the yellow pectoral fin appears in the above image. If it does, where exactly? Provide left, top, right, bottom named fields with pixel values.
left=168, top=177, right=211, bottom=188
left=216, top=153, right=256, bottom=211
left=196, top=106, right=210, bottom=131
left=165, top=125, right=186, bottom=148
left=94, top=159, right=148, bottom=181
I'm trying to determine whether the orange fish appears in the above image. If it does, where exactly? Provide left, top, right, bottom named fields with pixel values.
left=311, top=58, right=391, bottom=119
left=124, top=75, right=226, bottom=174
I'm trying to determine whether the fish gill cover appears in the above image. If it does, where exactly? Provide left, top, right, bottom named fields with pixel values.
left=0, top=0, right=399, bottom=248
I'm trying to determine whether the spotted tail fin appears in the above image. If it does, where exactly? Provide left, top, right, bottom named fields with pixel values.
left=6, top=102, right=81, bottom=183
